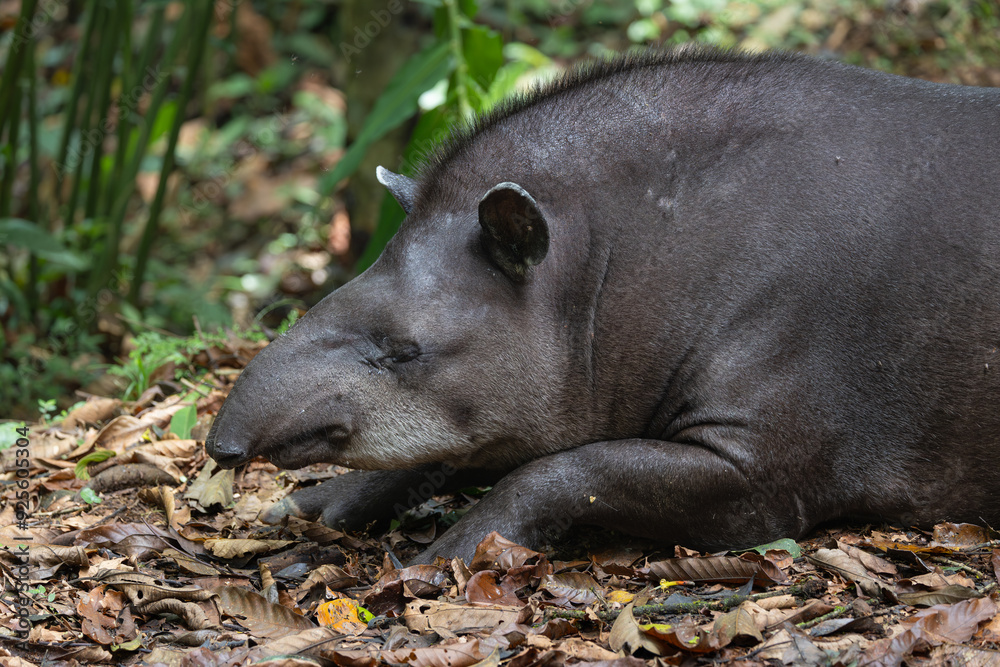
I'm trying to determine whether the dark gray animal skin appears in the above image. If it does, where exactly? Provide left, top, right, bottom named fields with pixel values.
left=206, top=48, right=1000, bottom=563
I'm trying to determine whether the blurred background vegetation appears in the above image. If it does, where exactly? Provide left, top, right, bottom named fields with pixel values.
left=1, top=0, right=998, bottom=419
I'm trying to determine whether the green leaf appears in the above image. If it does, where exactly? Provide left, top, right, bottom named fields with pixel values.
left=745, top=538, right=802, bottom=558
left=75, top=449, right=116, bottom=480
left=0, top=219, right=91, bottom=270
left=80, top=487, right=103, bottom=505
left=169, top=404, right=197, bottom=439
left=357, top=605, right=374, bottom=623
left=0, top=422, right=28, bottom=450
left=463, top=25, right=503, bottom=94
left=315, top=42, right=453, bottom=198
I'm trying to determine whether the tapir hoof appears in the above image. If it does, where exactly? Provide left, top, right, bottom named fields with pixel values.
left=259, top=495, right=309, bottom=524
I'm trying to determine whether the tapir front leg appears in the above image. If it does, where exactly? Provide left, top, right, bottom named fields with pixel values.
left=414, top=439, right=816, bottom=563
left=260, top=465, right=500, bottom=529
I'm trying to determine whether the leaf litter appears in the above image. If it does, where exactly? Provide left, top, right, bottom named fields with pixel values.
left=2, top=338, right=999, bottom=665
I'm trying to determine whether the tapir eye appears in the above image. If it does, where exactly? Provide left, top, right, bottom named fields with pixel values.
left=391, top=345, right=421, bottom=364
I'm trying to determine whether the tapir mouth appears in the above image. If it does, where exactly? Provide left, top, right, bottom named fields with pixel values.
left=255, top=425, right=352, bottom=470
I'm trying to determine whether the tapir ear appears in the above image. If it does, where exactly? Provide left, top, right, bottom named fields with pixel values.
left=478, top=182, right=549, bottom=281
left=376, top=166, right=418, bottom=214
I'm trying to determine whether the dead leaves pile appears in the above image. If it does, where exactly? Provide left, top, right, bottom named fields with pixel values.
left=1, top=390, right=1000, bottom=666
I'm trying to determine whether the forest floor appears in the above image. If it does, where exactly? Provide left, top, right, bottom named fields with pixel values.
left=1, top=334, right=999, bottom=666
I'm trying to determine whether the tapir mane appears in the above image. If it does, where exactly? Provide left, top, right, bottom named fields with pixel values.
left=417, top=47, right=807, bottom=187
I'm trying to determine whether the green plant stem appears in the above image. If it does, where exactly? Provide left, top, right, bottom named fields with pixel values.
left=545, top=589, right=791, bottom=622
left=94, top=3, right=162, bottom=292
left=54, top=1, right=99, bottom=190
left=0, top=0, right=38, bottom=143
left=444, top=0, right=473, bottom=119
left=64, top=4, right=109, bottom=229
left=26, top=40, right=41, bottom=318
left=0, top=0, right=38, bottom=220
left=101, top=0, right=148, bottom=218
left=129, top=1, right=216, bottom=306
left=0, top=82, right=22, bottom=221
left=82, top=4, right=126, bottom=221
left=98, top=6, right=187, bottom=296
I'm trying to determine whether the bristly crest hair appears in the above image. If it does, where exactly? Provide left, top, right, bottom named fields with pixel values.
left=416, top=46, right=807, bottom=183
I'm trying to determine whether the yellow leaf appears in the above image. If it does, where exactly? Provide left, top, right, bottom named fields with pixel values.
left=607, top=590, right=635, bottom=604
left=317, top=598, right=368, bottom=635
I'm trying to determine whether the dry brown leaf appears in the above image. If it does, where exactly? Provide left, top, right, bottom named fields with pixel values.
left=302, top=563, right=357, bottom=591
left=468, top=532, right=545, bottom=573
left=756, top=626, right=827, bottom=663
left=381, top=638, right=488, bottom=667
left=204, top=538, right=295, bottom=559
left=897, top=584, right=983, bottom=607
left=141, top=438, right=199, bottom=458
left=247, top=627, right=345, bottom=661
left=62, top=397, right=122, bottom=430
left=863, top=597, right=998, bottom=665
left=539, top=572, right=602, bottom=605
left=403, top=599, right=521, bottom=636
left=467, top=570, right=523, bottom=607
left=837, top=540, right=898, bottom=576
left=184, top=459, right=235, bottom=509
left=608, top=603, right=671, bottom=656
left=755, top=594, right=797, bottom=610
left=552, top=636, right=620, bottom=661
left=141, top=598, right=216, bottom=631
left=213, top=585, right=316, bottom=637
left=927, top=644, right=1000, bottom=666
left=135, top=395, right=188, bottom=427
left=233, top=492, right=264, bottom=522
left=932, top=522, right=991, bottom=548
left=808, top=548, right=895, bottom=599
left=86, top=416, right=149, bottom=454
left=646, top=554, right=788, bottom=586
left=714, top=601, right=765, bottom=645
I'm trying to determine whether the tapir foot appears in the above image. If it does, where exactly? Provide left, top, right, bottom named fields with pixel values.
left=413, top=438, right=813, bottom=564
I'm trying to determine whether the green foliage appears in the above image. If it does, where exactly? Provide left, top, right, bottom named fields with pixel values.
left=75, top=450, right=116, bottom=481
left=107, top=332, right=193, bottom=401
left=36, top=398, right=57, bottom=422
left=743, top=538, right=802, bottom=558
left=79, top=487, right=103, bottom=505
left=0, top=422, right=28, bottom=450
left=351, top=0, right=550, bottom=272
left=169, top=405, right=197, bottom=439
left=105, top=310, right=294, bottom=403
left=0, top=1, right=225, bottom=417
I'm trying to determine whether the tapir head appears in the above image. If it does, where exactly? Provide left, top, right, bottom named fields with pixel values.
left=206, top=168, right=562, bottom=473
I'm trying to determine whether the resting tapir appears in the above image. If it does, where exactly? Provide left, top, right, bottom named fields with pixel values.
left=206, top=48, right=1000, bottom=562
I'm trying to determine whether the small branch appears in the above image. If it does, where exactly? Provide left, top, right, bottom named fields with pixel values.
left=797, top=605, right=846, bottom=629
left=545, top=588, right=792, bottom=622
